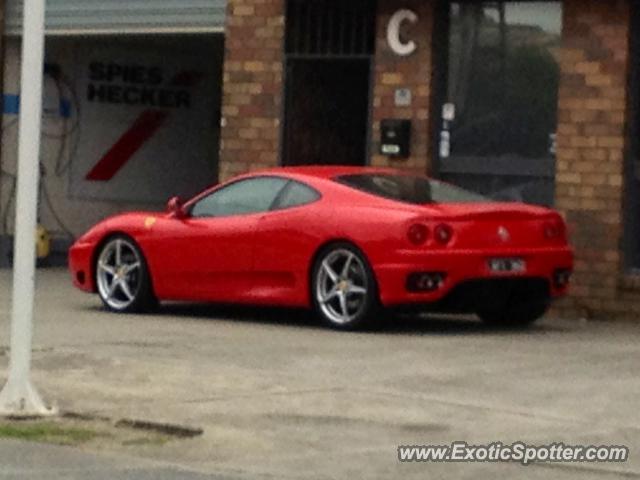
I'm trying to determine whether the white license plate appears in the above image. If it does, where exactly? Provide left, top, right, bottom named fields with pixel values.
left=488, top=258, right=526, bottom=274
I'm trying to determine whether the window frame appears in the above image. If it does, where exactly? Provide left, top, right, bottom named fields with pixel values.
left=431, top=0, right=563, bottom=207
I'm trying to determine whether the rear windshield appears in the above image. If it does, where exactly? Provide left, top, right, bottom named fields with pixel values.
left=335, top=174, right=491, bottom=205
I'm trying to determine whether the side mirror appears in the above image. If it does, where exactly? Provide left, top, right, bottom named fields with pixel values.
left=166, top=196, right=187, bottom=218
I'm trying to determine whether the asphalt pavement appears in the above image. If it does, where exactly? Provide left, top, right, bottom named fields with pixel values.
left=0, top=439, right=228, bottom=479
left=0, top=268, right=639, bottom=479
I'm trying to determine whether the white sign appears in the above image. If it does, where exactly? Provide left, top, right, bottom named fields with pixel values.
left=394, top=88, right=412, bottom=107
left=67, top=42, right=219, bottom=203
left=442, top=103, right=456, bottom=122
left=439, top=130, right=451, bottom=159
left=382, top=144, right=401, bottom=155
left=387, top=9, right=418, bottom=57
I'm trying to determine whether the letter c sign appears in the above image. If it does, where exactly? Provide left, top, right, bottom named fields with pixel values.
left=387, top=9, right=418, bottom=56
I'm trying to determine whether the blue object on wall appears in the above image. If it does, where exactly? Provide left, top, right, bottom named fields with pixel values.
left=2, top=94, right=71, bottom=118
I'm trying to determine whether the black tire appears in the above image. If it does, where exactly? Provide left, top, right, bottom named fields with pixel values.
left=94, top=235, right=157, bottom=313
left=477, top=299, right=549, bottom=328
left=311, top=242, right=382, bottom=331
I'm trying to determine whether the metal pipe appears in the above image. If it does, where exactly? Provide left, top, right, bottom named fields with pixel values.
left=0, top=0, right=54, bottom=416
left=0, top=0, right=6, bottom=238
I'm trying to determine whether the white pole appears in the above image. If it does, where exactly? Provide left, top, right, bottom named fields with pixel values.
left=0, top=0, right=54, bottom=416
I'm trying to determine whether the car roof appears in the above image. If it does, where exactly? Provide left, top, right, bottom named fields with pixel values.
left=254, top=165, right=409, bottom=181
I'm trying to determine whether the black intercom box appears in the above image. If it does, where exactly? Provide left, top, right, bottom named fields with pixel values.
left=380, top=119, right=411, bottom=158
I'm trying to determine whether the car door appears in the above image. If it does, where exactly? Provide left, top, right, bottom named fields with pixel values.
left=155, top=176, right=289, bottom=302
left=252, top=180, right=323, bottom=306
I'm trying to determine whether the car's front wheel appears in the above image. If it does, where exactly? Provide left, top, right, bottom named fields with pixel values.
left=311, top=243, right=381, bottom=330
left=95, top=235, right=156, bottom=313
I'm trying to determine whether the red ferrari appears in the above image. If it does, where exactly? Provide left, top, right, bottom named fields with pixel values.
left=69, top=166, right=573, bottom=330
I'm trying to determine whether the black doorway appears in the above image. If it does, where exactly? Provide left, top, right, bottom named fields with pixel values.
left=625, top=0, right=640, bottom=272
left=283, top=59, right=370, bottom=166
left=282, top=0, right=376, bottom=167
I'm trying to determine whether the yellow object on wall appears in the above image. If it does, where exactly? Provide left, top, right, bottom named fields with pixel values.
left=36, top=225, right=51, bottom=259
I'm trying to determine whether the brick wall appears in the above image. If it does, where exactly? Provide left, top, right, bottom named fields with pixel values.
left=218, top=0, right=640, bottom=319
left=554, top=0, right=639, bottom=319
left=371, top=1, right=436, bottom=173
left=219, top=0, right=285, bottom=182
left=220, top=0, right=437, bottom=178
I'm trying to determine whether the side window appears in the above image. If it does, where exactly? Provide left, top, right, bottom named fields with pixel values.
left=190, top=177, right=288, bottom=218
left=272, top=180, right=321, bottom=210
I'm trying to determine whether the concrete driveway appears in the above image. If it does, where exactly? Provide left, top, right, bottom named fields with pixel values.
left=0, top=439, right=228, bottom=480
left=1, top=268, right=639, bottom=479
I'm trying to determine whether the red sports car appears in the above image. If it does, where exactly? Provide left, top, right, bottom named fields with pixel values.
left=69, top=166, right=573, bottom=330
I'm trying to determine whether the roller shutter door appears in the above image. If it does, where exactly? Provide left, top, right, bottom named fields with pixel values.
left=4, top=0, right=226, bottom=35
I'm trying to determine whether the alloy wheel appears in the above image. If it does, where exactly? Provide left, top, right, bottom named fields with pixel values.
left=315, top=248, right=369, bottom=325
left=96, top=238, right=143, bottom=311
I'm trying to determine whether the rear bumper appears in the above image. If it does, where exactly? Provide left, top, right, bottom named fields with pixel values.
left=374, top=246, right=573, bottom=307
left=68, top=241, right=95, bottom=293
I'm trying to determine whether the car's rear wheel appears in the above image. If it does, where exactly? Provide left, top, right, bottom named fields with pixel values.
left=477, top=298, right=549, bottom=328
left=312, top=243, right=380, bottom=330
left=95, top=235, right=156, bottom=313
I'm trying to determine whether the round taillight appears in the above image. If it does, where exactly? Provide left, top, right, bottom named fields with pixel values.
left=434, top=224, right=453, bottom=244
left=408, top=224, right=429, bottom=245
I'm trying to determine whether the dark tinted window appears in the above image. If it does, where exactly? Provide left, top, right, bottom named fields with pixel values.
left=272, top=181, right=321, bottom=210
left=336, top=174, right=491, bottom=204
left=439, top=2, right=562, bottom=206
left=190, top=177, right=288, bottom=218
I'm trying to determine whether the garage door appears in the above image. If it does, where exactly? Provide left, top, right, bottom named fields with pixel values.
left=4, top=0, right=226, bottom=35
